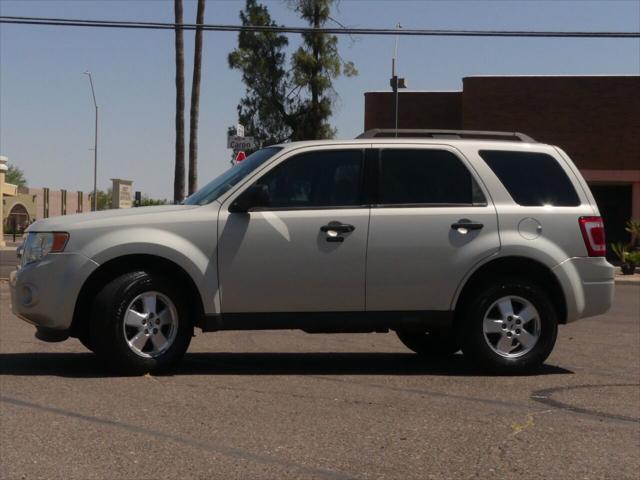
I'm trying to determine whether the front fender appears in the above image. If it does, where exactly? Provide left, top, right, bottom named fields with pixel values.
left=83, top=228, right=219, bottom=314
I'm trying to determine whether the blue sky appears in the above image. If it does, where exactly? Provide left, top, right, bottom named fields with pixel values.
left=1, top=0, right=639, bottom=199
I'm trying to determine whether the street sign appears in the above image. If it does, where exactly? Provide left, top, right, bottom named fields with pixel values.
left=236, top=124, right=245, bottom=137
left=227, top=135, right=256, bottom=150
left=235, top=151, right=247, bottom=163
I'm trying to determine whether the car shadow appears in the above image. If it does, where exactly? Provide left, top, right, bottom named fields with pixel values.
left=0, top=352, right=573, bottom=378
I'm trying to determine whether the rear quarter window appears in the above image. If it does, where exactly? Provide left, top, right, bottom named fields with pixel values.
left=479, top=150, right=581, bottom=207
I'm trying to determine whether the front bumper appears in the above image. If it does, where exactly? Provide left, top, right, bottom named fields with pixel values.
left=10, top=252, right=99, bottom=334
left=553, top=256, right=615, bottom=323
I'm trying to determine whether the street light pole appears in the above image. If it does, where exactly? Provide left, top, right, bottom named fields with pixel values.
left=84, top=71, right=98, bottom=211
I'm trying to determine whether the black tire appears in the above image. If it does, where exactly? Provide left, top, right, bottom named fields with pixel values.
left=78, top=332, right=95, bottom=352
left=459, top=278, right=558, bottom=374
left=90, top=271, right=193, bottom=375
left=396, top=329, right=460, bottom=356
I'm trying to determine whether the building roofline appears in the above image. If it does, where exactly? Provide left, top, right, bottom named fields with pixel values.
left=365, top=89, right=461, bottom=94
left=463, top=74, right=640, bottom=78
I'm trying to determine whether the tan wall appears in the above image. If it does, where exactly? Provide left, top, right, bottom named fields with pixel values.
left=3, top=192, right=37, bottom=230
left=2, top=188, right=92, bottom=226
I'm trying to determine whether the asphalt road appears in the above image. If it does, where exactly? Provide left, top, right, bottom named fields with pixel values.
left=0, top=249, right=19, bottom=279
left=1, top=282, right=638, bottom=480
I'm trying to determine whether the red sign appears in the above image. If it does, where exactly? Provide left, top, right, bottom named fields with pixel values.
left=235, top=151, right=247, bottom=163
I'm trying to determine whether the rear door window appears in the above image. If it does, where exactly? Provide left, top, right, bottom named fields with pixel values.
left=479, top=150, right=580, bottom=206
left=378, top=149, right=485, bottom=206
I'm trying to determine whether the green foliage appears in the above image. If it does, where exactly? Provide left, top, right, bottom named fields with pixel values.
left=6, top=164, right=27, bottom=187
left=228, top=0, right=357, bottom=146
left=139, top=196, right=169, bottom=206
left=611, top=242, right=631, bottom=263
left=228, top=0, right=294, bottom=147
left=92, top=189, right=112, bottom=211
left=627, top=250, right=640, bottom=265
left=625, top=219, right=640, bottom=247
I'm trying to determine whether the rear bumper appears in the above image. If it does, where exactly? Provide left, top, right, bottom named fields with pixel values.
left=553, top=257, right=615, bottom=323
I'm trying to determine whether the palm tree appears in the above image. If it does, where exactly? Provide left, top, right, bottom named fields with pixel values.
left=188, top=0, right=206, bottom=195
left=174, top=0, right=186, bottom=202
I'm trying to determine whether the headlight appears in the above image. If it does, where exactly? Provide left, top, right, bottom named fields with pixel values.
left=21, top=232, right=69, bottom=266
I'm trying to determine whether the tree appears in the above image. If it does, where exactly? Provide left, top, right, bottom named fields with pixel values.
left=290, top=0, right=357, bottom=140
left=6, top=164, right=27, bottom=187
left=228, top=0, right=295, bottom=147
left=173, top=0, right=186, bottom=202
left=228, top=0, right=356, bottom=147
left=91, top=189, right=111, bottom=211
left=188, top=0, right=206, bottom=195
left=139, top=195, right=169, bottom=206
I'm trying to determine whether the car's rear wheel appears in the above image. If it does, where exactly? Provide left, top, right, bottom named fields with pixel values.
left=396, top=329, right=460, bottom=356
left=90, top=271, right=193, bottom=375
left=459, top=278, right=558, bottom=374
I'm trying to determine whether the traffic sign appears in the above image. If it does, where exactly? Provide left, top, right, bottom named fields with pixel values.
left=235, top=151, right=247, bottom=163
left=227, top=135, right=255, bottom=150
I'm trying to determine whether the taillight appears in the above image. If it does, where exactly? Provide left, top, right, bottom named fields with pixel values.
left=579, top=216, right=606, bottom=257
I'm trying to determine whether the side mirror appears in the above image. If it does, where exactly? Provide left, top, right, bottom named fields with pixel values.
left=229, top=184, right=270, bottom=213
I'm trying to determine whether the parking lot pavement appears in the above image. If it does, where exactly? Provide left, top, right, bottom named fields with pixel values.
left=0, top=249, right=19, bottom=279
left=1, top=283, right=638, bottom=480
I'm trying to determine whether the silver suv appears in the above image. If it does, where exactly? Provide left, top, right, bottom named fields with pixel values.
left=10, top=130, right=615, bottom=374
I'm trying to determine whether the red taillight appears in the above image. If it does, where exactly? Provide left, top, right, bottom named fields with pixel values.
left=579, top=216, right=606, bottom=257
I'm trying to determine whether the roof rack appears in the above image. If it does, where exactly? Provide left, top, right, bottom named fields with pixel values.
left=356, top=129, right=536, bottom=143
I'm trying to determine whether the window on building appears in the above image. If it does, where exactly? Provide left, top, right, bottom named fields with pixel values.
left=256, top=150, right=363, bottom=209
left=378, top=149, right=483, bottom=206
left=479, top=150, right=580, bottom=207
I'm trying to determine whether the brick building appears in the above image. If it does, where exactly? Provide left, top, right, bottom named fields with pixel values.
left=364, top=75, right=640, bottom=247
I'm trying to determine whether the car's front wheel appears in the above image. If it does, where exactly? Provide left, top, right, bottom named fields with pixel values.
left=90, top=271, right=193, bottom=375
left=459, top=278, right=558, bottom=374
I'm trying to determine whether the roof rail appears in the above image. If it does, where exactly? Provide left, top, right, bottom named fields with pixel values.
left=356, top=129, right=536, bottom=143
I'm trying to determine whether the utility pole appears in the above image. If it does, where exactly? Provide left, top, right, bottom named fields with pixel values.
left=390, top=23, right=405, bottom=137
left=84, top=71, right=98, bottom=211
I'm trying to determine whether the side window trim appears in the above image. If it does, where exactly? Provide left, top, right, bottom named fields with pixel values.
left=372, top=147, right=488, bottom=208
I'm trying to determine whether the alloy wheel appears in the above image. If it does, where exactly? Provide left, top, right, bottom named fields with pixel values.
left=482, top=295, right=541, bottom=358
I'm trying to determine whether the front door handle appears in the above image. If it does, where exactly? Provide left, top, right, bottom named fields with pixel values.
left=320, top=222, right=355, bottom=234
left=320, top=222, right=355, bottom=242
left=451, top=220, right=484, bottom=232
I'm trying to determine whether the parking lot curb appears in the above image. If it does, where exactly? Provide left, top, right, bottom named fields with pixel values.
left=615, top=277, right=640, bottom=286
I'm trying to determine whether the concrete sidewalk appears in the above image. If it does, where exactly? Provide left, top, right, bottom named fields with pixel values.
left=615, top=270, right=640, bottom=285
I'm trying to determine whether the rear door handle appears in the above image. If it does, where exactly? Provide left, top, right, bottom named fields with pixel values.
left=451, top=221, right=484, bottom=231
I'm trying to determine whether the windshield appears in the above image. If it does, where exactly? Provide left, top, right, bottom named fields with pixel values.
left=184, top=147, right=282, bottom=205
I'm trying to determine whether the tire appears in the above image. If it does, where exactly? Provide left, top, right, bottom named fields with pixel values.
left=90, top=271, right=193, bottom=375
left=396, top=329, right=460, bottom=357
left=78, top=332, right=95, bottom=352
left=459, top=278, right=558, bottom=374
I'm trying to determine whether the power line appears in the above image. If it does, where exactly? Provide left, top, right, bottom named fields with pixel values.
left=1, top=16, right=639, bottom=38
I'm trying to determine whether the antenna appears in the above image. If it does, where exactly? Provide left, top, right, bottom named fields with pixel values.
left=391, top=23, right=402, bottom=137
